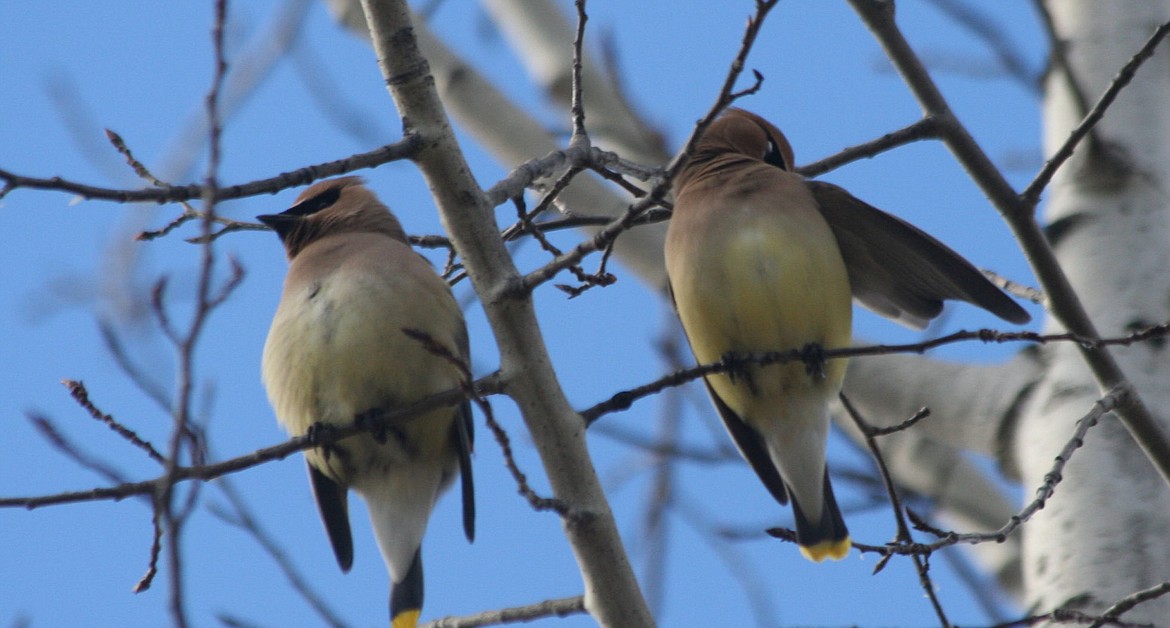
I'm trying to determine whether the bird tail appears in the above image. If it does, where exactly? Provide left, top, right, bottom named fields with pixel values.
left=790, top=467, right=850, bottom=562
left=361, top=474, right=437, bottom=627
left=391, top=548, right=424, bottom=628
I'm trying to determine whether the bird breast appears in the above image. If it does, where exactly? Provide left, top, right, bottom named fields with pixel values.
left=667, top=193, right=853, bottom=420
left=261, top=238, right=465, bottom=481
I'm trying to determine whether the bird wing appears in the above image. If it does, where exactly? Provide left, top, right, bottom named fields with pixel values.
left=704, top=378, right=790, bottom=506
left=454, top=400, right=476, bottom=543
left=307, top=461, right=354, bottom=572
left=808, top=180, right=1030, bottom=329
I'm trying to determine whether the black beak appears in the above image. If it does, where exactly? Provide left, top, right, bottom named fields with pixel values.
left=257, top=213, right=299, bottom=238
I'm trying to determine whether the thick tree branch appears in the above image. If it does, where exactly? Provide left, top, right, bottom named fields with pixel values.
left=355, top=0, right=653, bottom=624
left=847, top=0, right=1170, bottom=490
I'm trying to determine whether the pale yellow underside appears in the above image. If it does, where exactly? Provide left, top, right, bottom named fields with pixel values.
left=261, top=232, right=466, bottom=581
left=665, top=173, right=853, bottom=523
left=667, top=191, right=852, bottom=423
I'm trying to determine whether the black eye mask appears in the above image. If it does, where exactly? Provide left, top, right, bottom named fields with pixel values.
left=282, top=186, right=342, bottom=218
left=763, top=134, right=789, bottom=171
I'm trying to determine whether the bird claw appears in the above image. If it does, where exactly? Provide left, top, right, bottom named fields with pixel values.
left=307, top=422, right=337, bottom=461
left=721, top=351, right=759, bottom=396
left=355, top=408, right=390, bottom=444
left=720, top=351, right=746, bottom=382
left=800, top=343, right=827, bottom=380
left=356, top=408, right=408, bottom=447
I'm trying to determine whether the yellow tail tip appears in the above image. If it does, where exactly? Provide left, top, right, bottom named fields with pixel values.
left=392, top=608, right=420, bottom=628
left=799, top=536, right=852, bottom=562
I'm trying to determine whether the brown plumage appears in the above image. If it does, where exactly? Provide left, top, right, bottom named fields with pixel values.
left=260, top=177, right=474, bottom=627
left=665, top=108, right=1029, bottom=561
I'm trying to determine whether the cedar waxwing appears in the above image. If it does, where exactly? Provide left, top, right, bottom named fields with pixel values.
left=664, top=108, right=1029, bottom=562
left=260, top=177, right=474, bottom=628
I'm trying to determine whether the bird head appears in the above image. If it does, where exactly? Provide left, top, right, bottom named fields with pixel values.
left=695, top=108, right=796, bottom=171
left=258, top=176, right=410, bottom=260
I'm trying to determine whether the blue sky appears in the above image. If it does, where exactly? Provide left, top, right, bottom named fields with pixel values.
left=1, top=1, right=1046, bottom=625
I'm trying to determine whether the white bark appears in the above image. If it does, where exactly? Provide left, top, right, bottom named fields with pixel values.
left=1017, top=0, right=1170, bottom=619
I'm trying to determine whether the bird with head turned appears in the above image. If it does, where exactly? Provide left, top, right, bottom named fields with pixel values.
left=665, top=108, right=1030, bottom=562
left=259, top=176, right=475, bottom=627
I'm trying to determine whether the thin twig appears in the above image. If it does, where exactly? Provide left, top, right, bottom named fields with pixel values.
left=479, top=401, right=572, bottom=517
left=500, top=167, right=584, bottom=242
left=774, top=387, right=1121, bottom=557
left=62, top=379, right=164, bottom=463
left=1, top=374, right=505, bottom=510
left=849, top=0, right=1170, bottom=493
left=134, top=505, right=164, bottom=593
left=797, top=116, right=942, bottom=179
left=867, top=407, right=931, bottom=436
left=1090, top=581, right=1170, bottom=628
left=402, top=328, right=572, bottom=518
left=840, top=393, right=951, bottom=627
left=570, top=0, right=589, bottom=140
left=1021, top=19, right=1170, bottom=206
left=661, top=0, right=777, bottom=184
left=988, top=608, right=1140, bottom=628
left=580, top=322, right=1170, bottom=425
left=160, top=3, right=232, bottom=620
left=422, top=595, right=586, bottom=628
left=0, top=136, right=421, bottom=205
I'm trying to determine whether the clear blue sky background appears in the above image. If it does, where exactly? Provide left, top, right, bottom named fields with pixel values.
left=1, top=1, right=1046, bottom=626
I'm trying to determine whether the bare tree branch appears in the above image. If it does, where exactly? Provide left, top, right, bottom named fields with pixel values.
left=422, top=595, right=586, bottom=628
left=0, top=136, right=421, bottom=204
left=1022, top=19, right=1170, bottom=205
left=354, top=0, right=654, bottom=622
left=841, top=394, right=951, bottom=627
left=774, top=386, right=1121, bottom=557
left=846, top=0, right=1170, bottom=493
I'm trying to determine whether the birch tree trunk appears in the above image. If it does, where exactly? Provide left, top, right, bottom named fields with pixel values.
left=1015, top=0, right=1170, bottom=619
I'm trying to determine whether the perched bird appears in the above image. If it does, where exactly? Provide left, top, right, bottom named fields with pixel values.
left=664, top=108, right=1030, bottom=562
left=260, top=177, right=475, bottom=628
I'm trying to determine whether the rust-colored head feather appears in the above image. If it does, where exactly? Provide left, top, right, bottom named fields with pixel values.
left=696, top=108, right=796, bottom=168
